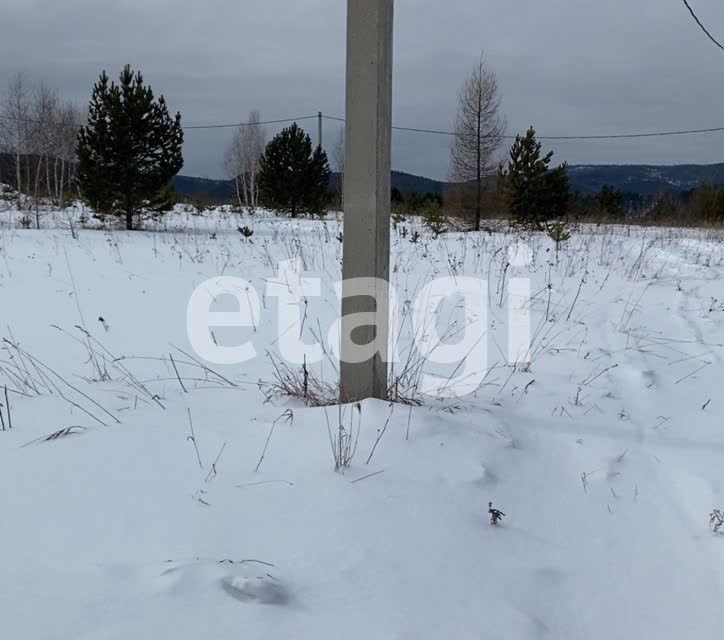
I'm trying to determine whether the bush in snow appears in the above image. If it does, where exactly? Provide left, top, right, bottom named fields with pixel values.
left=488, top=501, right=505, bottom=526
left=710, top=510, right=723, bottom=533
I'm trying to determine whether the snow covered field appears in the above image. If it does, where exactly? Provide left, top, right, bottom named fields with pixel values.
left=1, top=206, right=723, bottom=639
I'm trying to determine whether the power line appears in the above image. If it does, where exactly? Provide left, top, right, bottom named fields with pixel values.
left=513, top=125, right=724, bottom=141
left=6, top=111, right=724, bottom=142
left=0, top=113, right=321, bottom=131
left=324, top=114, right=457, bottom=137
left=183, top=114, right=319, bottom=130
left=323, top=114, right=724, bottom=141
left=682, top=0, right=724, bottom=52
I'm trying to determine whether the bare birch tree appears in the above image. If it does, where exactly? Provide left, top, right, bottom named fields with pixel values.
left=224, top=109, right=265, bottom=210
left=449, top=54, right=506, bottom=231
left=29, top=83, right=59, bottom=226
left=54, top=102, right=83, bottom=205
left=0, top=71, right=31, bottom=203
left=224, top=125, right=244, bottom=207
left=0, top=71, right=82, bottom=215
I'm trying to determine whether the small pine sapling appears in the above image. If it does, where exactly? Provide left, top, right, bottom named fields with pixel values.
left=191, top=198, right=208, bottom=215
left=546, top=220, right=571, bottom=254
left=423, top=202, right=447, bottom=237
left=488, top=501, right=505, bottom=526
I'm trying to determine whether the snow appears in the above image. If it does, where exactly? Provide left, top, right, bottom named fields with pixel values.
left=0, top=206, right=723, bottom=639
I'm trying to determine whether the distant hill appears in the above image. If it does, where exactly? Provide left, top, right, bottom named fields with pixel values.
left=172, top=163, right=724, bottom=204
left=328, top=171, right=448, bottom=196
left=389, top=171, right=448, bottom=196
left=171, top=175, right=235, bottom=202
left=174, top=171, right=448, bottom=204
left=4, top=151, right=721, bottom=202
left=567, top=164, right=724, bottom=195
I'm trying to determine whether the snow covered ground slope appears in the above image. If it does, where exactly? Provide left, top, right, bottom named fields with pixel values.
left=0, top=207, right=723, bottom=639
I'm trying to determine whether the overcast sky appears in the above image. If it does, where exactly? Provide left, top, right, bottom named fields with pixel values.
left=2, top=0, right=724, bottom=179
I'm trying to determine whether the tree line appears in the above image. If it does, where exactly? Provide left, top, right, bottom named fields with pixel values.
left=2, top=61, right=722, bottom=230
left=443, top=54, right=723, bottom=229
left=1, top=66, right=333, bottom=229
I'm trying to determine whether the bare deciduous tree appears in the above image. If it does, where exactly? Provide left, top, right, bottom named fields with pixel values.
left=29, top=83, right=59, bottom=226
left=0, top=71, right=31, bottom=203
left=49, top=102, right=82, bottom=205
left=1, top=72, right=83, bottom=216
left=449, top=54, right=507, bottom=231
left=224, top=133, right=244, bottom=208
left=44, top=101, right=83, bottom=207
left=224, top=109, right=265, bottom=210
left=59, top=103, right=83, bottom=203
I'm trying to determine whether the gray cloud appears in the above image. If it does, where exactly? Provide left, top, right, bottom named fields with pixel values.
left=2, top=0, right=724, bottom=179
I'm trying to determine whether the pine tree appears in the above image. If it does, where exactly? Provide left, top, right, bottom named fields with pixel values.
left=499, top=127, right=569, bottom=229
left=309, top=144, right=332, bottom=216
left=258, top=123, right=330, bottom=217
left=545, top=162, right=570, bottom=219
left=77, top=66, right=183, bottom=230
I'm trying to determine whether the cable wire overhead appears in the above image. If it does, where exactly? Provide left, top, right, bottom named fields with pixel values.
left=7, top=111, right=724, bottom=142
left=323, top=115, right=724, bottom=141
left=182, top=112, right=724, bottom=141
left=682, top=0, right=724, bottom=52
left=183, top=114, right=319, bottom=130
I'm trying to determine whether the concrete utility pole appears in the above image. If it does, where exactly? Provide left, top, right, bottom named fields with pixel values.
left=340, top=0, right=394, bottom=402
left=318, top=111, right=323, bottom=149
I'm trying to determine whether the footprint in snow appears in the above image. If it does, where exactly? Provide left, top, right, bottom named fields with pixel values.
left=153, top=559, right=292, bottom=606
left=220, top=574, right=291, bottom=605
